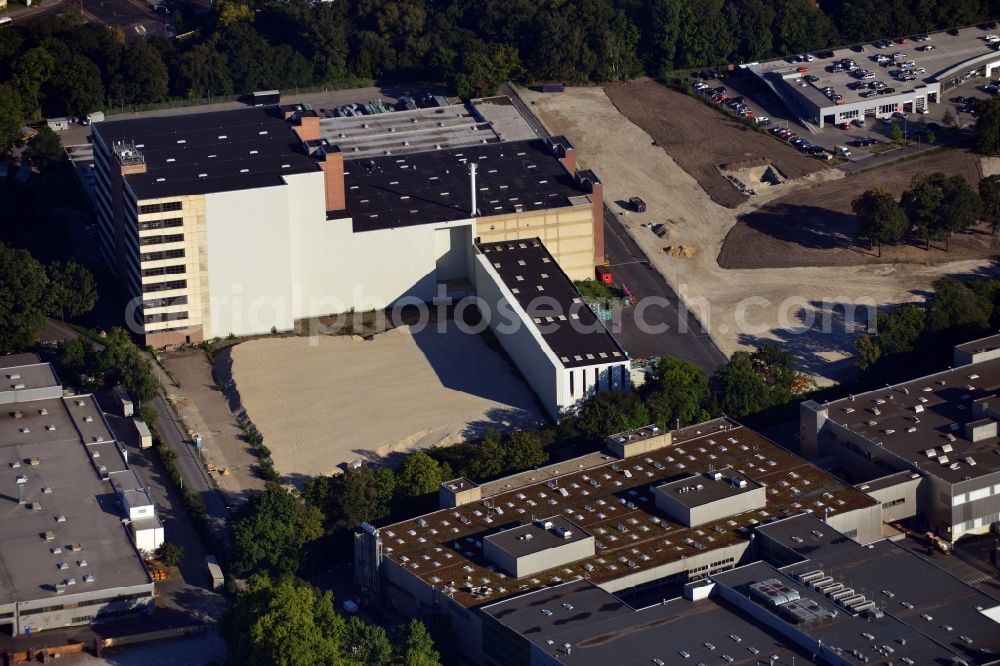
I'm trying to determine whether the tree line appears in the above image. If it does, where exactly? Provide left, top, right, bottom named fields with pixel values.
left=2, top=0, right=1000, bottom=148
left=856, top=276, right=1000, bottom=378
left=852, top=170, right=1000, bottom=255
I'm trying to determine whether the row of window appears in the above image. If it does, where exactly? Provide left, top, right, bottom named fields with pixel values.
left=142, top=264, right=186, bottom=278
left=138, top=201, right=183, bottom=214
left=139, top=217, right=183, bottom=231
left=882, top=497, right=905, bottom=509
left=141, top=249, right=185, bottom=262
left=951, top=484, right=1000, bottom=506
left=145, top=311, right=189, bottom=324
left=19, top=591, right=154, bottom=616
left=144, top=279, right=187, bottom=293
left=140, top=233, right=184, bottom=246
left=568, top=364, right=629, bottom=398
left=954, top=513, right=1000, bottom=536
left=144, top=295, right=188, bottom=309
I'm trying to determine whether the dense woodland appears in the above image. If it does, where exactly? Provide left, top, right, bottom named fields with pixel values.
left=2, top=0, right=1000, bottom=144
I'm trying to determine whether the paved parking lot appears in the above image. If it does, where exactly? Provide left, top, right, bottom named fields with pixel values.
left=696, top=70, right=986, bottom=168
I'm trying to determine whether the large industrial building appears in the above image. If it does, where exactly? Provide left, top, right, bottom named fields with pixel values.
left=802, top=334, right=1000, bottom=542
left=481, top=514, right=1000, bottom=665
left=91, top=98, right=604, bottom=348
left=0, top=355, right=160, bottom=635
left=354, top=418, right=886, bottom=663
left=750, top=24, right=1000, bottom=128
left=90, top=97, right=624, bottom=418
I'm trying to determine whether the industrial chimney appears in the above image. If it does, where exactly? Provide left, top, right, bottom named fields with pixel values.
left=469, top=162, right=479, bottom=217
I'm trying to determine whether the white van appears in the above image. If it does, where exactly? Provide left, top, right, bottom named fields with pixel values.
left=0, top=17, right=12, bottom=27
left=837, top=146, right=852, bottom=158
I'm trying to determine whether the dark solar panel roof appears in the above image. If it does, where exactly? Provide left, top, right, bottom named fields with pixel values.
left=94, top=106, right=319, bottom=199
left=343, top=139, right=587, bottom=232
left=477, top=238, right=627, bottom=369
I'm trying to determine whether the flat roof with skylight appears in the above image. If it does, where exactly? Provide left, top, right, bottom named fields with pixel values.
left=476, top=238, right=627, bottom=369
left=816, top=355, right=1000, bottom=484
left=0, top=395, right=151, bottom=605
left=377, top=418, right=875, bottom=609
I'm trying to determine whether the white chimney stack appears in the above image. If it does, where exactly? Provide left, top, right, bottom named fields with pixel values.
left=469, top=162, right=478, bottom=217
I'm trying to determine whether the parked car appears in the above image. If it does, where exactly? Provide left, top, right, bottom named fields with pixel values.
left=851, top=118, right=865, bottom=127
left=629, top=196, right=646, bottom=213
left=918, top=44, right=935, bottom=51
left=948, top=28, right=960, bottom=36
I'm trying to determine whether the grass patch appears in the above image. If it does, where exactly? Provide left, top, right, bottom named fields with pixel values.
left=574, top=279, right=619, bottom=301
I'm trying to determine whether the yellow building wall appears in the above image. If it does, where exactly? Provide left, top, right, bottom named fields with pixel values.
left=137, top=193, right=207, bottom=337
left=474, top=204, right=595, bottom=280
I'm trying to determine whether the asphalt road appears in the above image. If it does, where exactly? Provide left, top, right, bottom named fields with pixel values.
left=149, top=385, right=231, bottom=543
left=602, top=207, right=727, bottom=371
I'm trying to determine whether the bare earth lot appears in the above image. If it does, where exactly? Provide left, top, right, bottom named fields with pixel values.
left=605, top=78, right=824, bottom=208
left=516, top=82, right=999, bottom=383
left=230, top=327, right=545, bottom=479
left=719, top=148, right=998, bottom=269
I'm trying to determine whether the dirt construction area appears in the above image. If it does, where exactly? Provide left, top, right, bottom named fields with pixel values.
left=720, top=148, right=998, bottom=269
left=516, top=80, right=1000, bottom=382
left=229, top=327, right=545, bottom=479
left=604, top=79, right=823, bottom=208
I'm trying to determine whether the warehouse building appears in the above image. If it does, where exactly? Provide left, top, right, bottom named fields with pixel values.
left=354, top=417, right=881, bottom=662
left=474, top=239, right=629, bottom=418
left=749, top=25, right=1000, bottom=128
left=801, top=334, right=1000, bottom=541
left=0, top=357, right=159, bottom=635
left=0, top=400, right=156, bottom=634
left=91, top=100, right=604, bottom=348
left=477, top=513, right=1000, bottom=666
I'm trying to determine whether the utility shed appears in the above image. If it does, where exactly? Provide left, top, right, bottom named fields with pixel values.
left=483, top=516, right=594, bottom=579
left=655, top=469, right=766, bottom=528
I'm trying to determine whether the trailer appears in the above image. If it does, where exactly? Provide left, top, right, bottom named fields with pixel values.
left=251, top=90, right=281, bottom=106
left=133, top=417, right=152, bottom=449
left=114, top=387, right=134, bottom=417
left=206, top=556, right=224, bottom=591
left=541, top=84, right=566, bottom=93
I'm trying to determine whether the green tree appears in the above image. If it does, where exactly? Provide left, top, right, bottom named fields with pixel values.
left=156, top=541, right=184, bottom=566
left=0, top=244, right=50, bottom=352
left=344, top=615, right=392, bottom=666
left=100, top=328, right=159, bottom=403
left=926, top=130, right=936, bottom=146
left=855, top=334, right=881, bottom=371
left=942, top=108, right=955, bottom=128
left=642, top=357, right=711, bottom=428
left=0, top=85, right=25, bottom=155
left=137, top=403, right=159, bottom=428
left=220, top=575, right=343, bottom=666
left=113, top=40, right=170, bottom=105
left=304, top=465, right=396, bottom=532
left=11, top=47, right=55, bottom=117
left=891, top=122, right=904, bottom=145
left=449, top=42, right=522, bottom=98
left=938, top=175, right=982, bottom=250
left=926, top=278, right=991, bottom=336
left=466, top=429, right=507, bottom=480
left=750, top=344, right=799, bottom=406
left=504, top=429, right=548, bottom=471
left=46, top=260, right=98, bottom=319
left=712, top=351, right=768, bottom=417
left=176, top=42, right=235, bottom=99
left=58, top=338, right=88, bottom=374
left=873, top=305, right=926, bottom=356
left=395, top=619, right=441, bottom=666
left=980, top=175, right=1000, bottom=234
left=43, top=55, right=105, bottom=117
left=24, top=127, right=62, bottom=171
left=852, top=187, right=908, bottom=256
left=974, top=95, right=1000, bottom=155
left=900, top=172, right=946, bottom=249
left=396, top=451, right=442, bottom=497
left=228, top=484, right=324, bottom=577
left=573, top=391, right=650, bottom=441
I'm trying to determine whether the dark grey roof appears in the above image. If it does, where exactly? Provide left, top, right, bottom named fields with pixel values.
left=484, top=516, right=590, bottom=559
left=820, top=355, right=1000, bottom=484
left=343, top=139, right=587, bottom=232
left=0, top=395, right=151, bottom=604
left=481, top=579, right=811, bottom=665
left=476, top=238, right=627, bottom=369
left=94, top=106, right=319, bottom=199
left=656, top=469, right=762, bottom=509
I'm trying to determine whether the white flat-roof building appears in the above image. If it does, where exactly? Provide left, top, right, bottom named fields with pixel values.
left=750, top=25, right=1000, bottom=128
